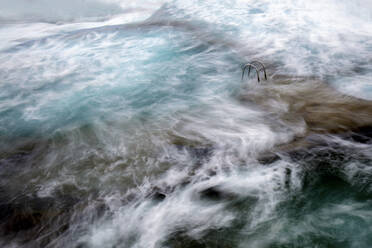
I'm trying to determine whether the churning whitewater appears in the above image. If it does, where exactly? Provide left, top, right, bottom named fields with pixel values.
left=0, top=0, right=372, bottom=247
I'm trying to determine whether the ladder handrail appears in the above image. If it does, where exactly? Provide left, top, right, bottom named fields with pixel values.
left=241, top=60, right=267, bottom=82
left=242, top=63, right=260, bottom=82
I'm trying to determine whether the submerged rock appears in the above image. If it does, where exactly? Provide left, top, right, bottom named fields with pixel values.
left=199, top=186, right=229, bottom=201
left=0, top=186, right=88, bottom=247
left=239, top=76, right=372, bottom=135
left=238, top=75, right=372, bottom=164
left=0, top=196, right=54, bottom=234
left=342, top=126, right=372, bottom=144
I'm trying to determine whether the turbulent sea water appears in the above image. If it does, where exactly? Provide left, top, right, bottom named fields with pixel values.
left=1, top=0, right=372, bottom=247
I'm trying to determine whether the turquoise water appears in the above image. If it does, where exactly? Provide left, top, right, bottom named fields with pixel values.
left=0, top=0, right=372, bottom=247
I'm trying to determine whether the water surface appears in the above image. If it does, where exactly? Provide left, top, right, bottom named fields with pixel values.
left=0, top=0, right=372, bottom=247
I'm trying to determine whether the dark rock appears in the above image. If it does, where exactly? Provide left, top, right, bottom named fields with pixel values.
left=199, top=186, right=236, bottom=201
left=0, top=185, right=85, bottom=247
left=188, top=147, right=213, bottom=160
left=146, top=186, right=168, bottom=202
left=153, top=192, right=166, bottom=201
left=0, top=195, right=56, bottom=234
left=343, top=126, right=372, bottom=144
left=258, top=152, right=281, bottom=165
left=174, top=144, right=214, bottom=165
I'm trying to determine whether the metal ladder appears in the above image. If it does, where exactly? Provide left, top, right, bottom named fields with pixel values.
left=241, top=61, right=267, bottom=82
